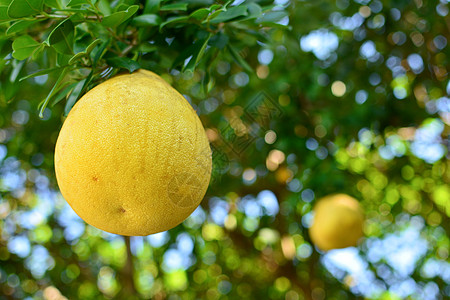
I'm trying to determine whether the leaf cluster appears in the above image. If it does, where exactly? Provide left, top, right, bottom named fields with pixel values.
left=0, top=0, right=288, bottom=116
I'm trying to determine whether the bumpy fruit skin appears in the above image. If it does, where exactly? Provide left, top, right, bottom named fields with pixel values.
left=309, top=194, right=364, bottom=251
left=55, top=70, right=212, bottom=236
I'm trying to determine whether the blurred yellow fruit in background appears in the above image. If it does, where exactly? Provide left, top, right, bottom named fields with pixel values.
left=55, top=70, right=212, bottom=236
left=309, top=194, right=364, bottom=251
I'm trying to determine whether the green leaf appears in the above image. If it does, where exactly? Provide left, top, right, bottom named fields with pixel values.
left=32, top=43, right=45, bottom=59
left=184, top=34, right=211, bottom=72
left=44, top=0, right=62, bottom=9
left=256, top=11, right=288, bottom=24
left=65, top=73, right=91, bottom=115
left=227, top=44, right=252, bottom=73
left=143, top=0, right=160, bottom=14
left=68, top=51, right=86, bottom=64
left=159, top=15, right=189, bottom=30
left=92, top=38, right=110, bottom=65
left=160, top=3, right=187, bottom=11
left=12, top=35, right=41, bottom=60
left=39, top=67, right=68, bottom=118
left=68, top=39, right=101, bottom=64
left=97, top=0, right=111, bottom=15
left=57, top=53, right=72, bottom=66
left=189, top=8, right=209, bottom=21
left=209, top=4, right=221, bottom=11
left=85, top=38, right=102, bottom=54
left=47, top=19, right=75, bottom=55
left=209, top=32, right=228, bottom=49
left=102, top=5, right=139, bottom=27
left=0, top=2, right=11, bottom=23
left=210, top=5, right=248, bottom=24
left=19, top=66, right=63, bottom=81
left=51, top=81, right=77, bottom=107
left=106, top=57, right=140, bottom=73
left=204, top=9, right=222, bottom=23
left=240, top=3, right=261, bottom=21
left=132, top=14, right=161, bottom=27
left=66, top=0, right=88, bottom=7
left=7, top=0, right=43, bottom=18
left=137, top=43, right=156, bottom=52
left=7, top=19, right=40, bottom=35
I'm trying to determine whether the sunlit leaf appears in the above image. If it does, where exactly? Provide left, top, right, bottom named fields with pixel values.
left=132, top=14, right=161, bottom=27
left=160, top=3, right=188, bottom=11
left=160, top=15, right=189, bottom=30
left=6, top=19, right=41, bottom=35
left=7, top=0, right=43, bottom=18
left=210, top=5, right=248, bottom=24
left=0, top=0, right=11, bottom=23
left=66, top=0, right=89, bottom=7
left=102, top=5, right=139, bottom=27
left=189, top=8, right=209, bottom=20
left=12, top=35, right=40, bottom=60
left=43, top=0, right=62, bottom=9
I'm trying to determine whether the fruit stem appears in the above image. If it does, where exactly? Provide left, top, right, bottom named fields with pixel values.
left=122, top=236, right=137, bottom=296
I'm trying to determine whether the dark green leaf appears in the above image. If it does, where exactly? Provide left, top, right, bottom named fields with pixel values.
left=48, top=19, right=75, bottom=55
left=227, top=44, right=252, bottom=73
left=209, top=33, right=229, bottom=49
left=19, top=66, right=63, bottom=81
left=132, top=14, right=161, bottom=27
left=7, top=19, right=40, bottom=35
left=159, top=16, right=189, bottom=30
left=7, top=0, right=43, bottom=18
left=160, top=3, right=188, bottom=11
left=143, top=0, right=160, bottom=14
left=210, top=5, right=248, bottom=24
left=102, top=5, right=139, bottom=27
left=137, top=43, right=157, bottom=52
left=184, top=34, right=211, bottom=72
left=66, top=0, right=88, bottom=7
left=256, top=11, right=288, bottom=24
left=106, top=57, right=140, bottom=73
left=12, top=35, right=40, bottom=60
left=92, top=38, right=110, bottom=65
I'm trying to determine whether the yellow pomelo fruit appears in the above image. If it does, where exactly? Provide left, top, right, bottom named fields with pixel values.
left=309, top=194, right=364, bottom=251
left=54, top=69, right=212, bottom=236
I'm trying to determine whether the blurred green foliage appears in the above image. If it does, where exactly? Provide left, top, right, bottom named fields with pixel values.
left=0, top=0, right=449, bottom=299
